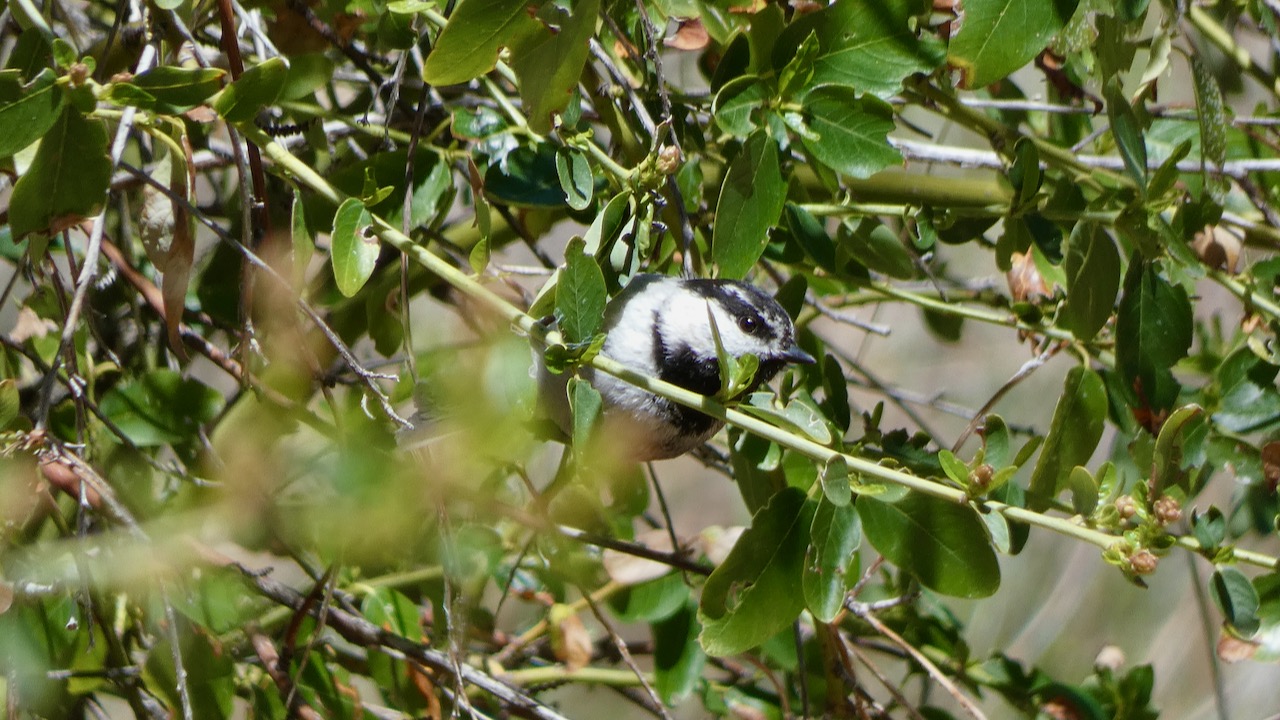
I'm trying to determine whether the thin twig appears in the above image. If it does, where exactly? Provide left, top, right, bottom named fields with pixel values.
left=951, top=342, right=1061, bottom=453
left=850, top=607, right=987, bottom=720
left=579, top=589, right=671, bottom=719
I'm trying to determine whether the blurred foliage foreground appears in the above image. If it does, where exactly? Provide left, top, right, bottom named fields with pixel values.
left=4, top=0, right=1280, bottom=717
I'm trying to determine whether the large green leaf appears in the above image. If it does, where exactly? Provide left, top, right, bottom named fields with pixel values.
left=948, top=0, right=1080, bottom=89
left=803, top=497, right=861, bottom=622
left=1062, top=222, right=1120, bottom=341
left=9, top=106, right=110, bottom=240
left=772, top=0, right=945, bottom=98
left=1212, top=566, right=1260, bottom=636
left=858, top=491, right=1000, bottom=598
left=699, top=488, right=814, bottom=655
left=0, top=68, right=63, bottom=158
left=331, top=198, right=379, bottom=297
left=422, top=0, right=539, bottom=85
left=801, top=86, right=902, bottom=179
left=1115, top=261, right=1192, bottom=413
left=510, top=0, right=599, bottom=134
left=712, top=131, right=785, bottom=279
left=1027, top=367, right=1107, bottom=509
left=1104, top=79, right=1149, bottom=192
left=555, top=237, right=607, bottom=343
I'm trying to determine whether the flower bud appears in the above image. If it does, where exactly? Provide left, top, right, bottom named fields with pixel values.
left=1115, top=495, right=1138, bottom=520
left=1128, top=549, right=1158, bottom=575
left=1153, top=495, right=1182, bottom=525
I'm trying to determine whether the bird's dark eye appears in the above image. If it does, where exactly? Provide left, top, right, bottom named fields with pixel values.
left=738, top=316, right=759, bottom=334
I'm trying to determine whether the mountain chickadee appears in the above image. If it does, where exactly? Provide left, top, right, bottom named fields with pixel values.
left=541, top=274, right=815, bottom=461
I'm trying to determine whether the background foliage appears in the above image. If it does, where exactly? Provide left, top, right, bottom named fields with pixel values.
left=2, top=0, right=1280, bottom=717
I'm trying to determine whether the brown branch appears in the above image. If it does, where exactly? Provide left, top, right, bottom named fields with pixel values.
left=190, top=541, right=573, bottom=720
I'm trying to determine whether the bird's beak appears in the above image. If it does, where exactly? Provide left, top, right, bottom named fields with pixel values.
left=781, top=344, right=816, bottom=365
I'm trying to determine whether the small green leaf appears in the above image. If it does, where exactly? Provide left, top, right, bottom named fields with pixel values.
left=801, top=87, right=901, bottom=180
left=568, top=375, right=602, bottom=464
left=469, top=236, right=491, bottom=275
left=1104, top=80, right=1149, bottom=192
left=0, top=68, right=64, bottom=158
left=555, top=237, right=607, bottom=343
left=1027, top=367, right=1107, bottom=509
left=291, top=189, right=313, bottom=287
left=1116, top=260, right=1193, bottom=413
left=9, top=106, right=110, bottom=240
left=1191, top=507, right=1226, bottom=550
left=858, top=491, right=1000, bottom=598
left=213, top=57, right=288, bottom=123
left=713, top=131, right=785, bottom=279
left=331, top=197, right=379, bottom=297
left=981, top=414, right=1012, bottom=468
left=422, top=0, right=540, bottom=85
left=820, top=455, right=851, bottom=507
left=1151, top=404, right=1203, bottom=498
left=1062, top=222, right=1121, bottom=341
left=938, top=449, right=969, bottom=485
left=803, top=496, right=860, bottom=622
left=554, top=147, right=593, bottom=211
left=111, top=66, right=226, bottom=113
left=1212, top=566, right=1260, bottom=636
left=1007, top=138, right=1042, bottom=210
left=0, top=379, right=20, bottom=429
left=949, top=0, right=1080, bottom=89
left=699, top=488, right=814, bottom=655
left=1067, top=465, right=1098, bottom=516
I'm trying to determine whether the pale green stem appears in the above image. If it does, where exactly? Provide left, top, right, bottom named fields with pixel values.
left=502, top=666, right=651, bottom=687
left=238, top=124, right=1279, bottom=572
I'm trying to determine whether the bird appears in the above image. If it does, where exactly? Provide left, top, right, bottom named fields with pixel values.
left=539, top=274, right=816, bottom=462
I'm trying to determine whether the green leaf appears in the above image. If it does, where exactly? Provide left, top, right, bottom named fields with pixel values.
left=841, top=221, right=916, bottom=279
left=213, top=57, right=288, bottom=123
left=1213, top=349, right=1280, bottom=433
left=653, top=601, right=706, bottom=705
left=556, top=237, right=607, bottom=343
left=699, top=488, right=814, bottom=655
left=772, top=0, right=946, bottom=98
left=0, top=378, right=19, bottom=429
left=713, top=75, right=771, bottom=138
left=1067, top=465, right=1098, bottom=517
left=1027, top=367, right=1107, bottom=509
left=820, top=455, right=851, bottom=507
left=331, top=197, right=379, bottom=297
left=800, top=87, right=901, bottom=179
left=568, top=375, right=602, bottom=464
left=110, top=66, right=226, bottom=113
left=99, top=370, right=225, bottom=447
left=484, top=144, right=566, bottom=208
left=1062, top=222, right=1120, bottom=341
left=509, top=0, right=599, bottom=134
left=948, top=0, right=1080, bottom=89
left=9, top=106, right=110, bottom=240
left=858, top=491, right=1000, bottom=598
left=291, top=189, right=314, bottom=287
left=1115, top=260, right=1193, bottom=413
left=0, top=68, right=63, bottom=158
left=422, top=0, right=539, bottom=86
left=938, top=449, right=969, bottom=485
left=554, top=147, right=593, bottom=211
left=1150, top=404, right=1203, bottom=498
left=1104, top=80, right=1149, bottom=192
left=803, top=497, right=860, bottom=622
left=1212, top=566, right=1260, bottom=636
left=713, top=131, right=785, bottom=279
left=981, top=414, right=1011, bottom=468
